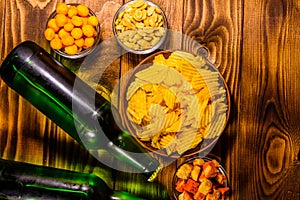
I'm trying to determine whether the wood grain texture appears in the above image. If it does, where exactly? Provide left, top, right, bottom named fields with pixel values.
left=0, top=0, right=114, bottom=182
left=115, top=1, right=185, bottom=198
left=239, top=0, right=300, bottom=199
left=0, top=0, right=299, bottom=199
left=182, top=1, right=243, bottom=199
left=0, top=0, right=61, bottom=165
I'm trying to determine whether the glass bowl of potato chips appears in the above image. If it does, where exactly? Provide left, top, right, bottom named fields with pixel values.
left=44, top=3, right=101, bottom=59
left=119, top=50, right=230, bottom=158
left=172, top=156, right=230, bottom=200
left=112, top=0, right=168, bottom=54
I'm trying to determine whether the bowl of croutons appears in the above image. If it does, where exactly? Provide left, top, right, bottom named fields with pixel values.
left=44, top=3, right=101, bottom=59
left=173, top=157, right=230, bottom=200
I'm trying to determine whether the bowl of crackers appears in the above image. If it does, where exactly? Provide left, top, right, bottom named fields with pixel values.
left=119, top=50, right=230, bottom=158
left=112, top=0, right=168, bottom=54
left=173, top=157, right=230, bottom=200
left=44, top=3, right=101, bottom=59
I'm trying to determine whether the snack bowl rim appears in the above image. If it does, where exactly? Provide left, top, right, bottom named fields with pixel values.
left=112, top=0, right=168, bottom=54
left=172, top=156, right=229, bottom=200
left=45, top=3, right=101, bottom=59
left=120, top=50, right=231, bottom=158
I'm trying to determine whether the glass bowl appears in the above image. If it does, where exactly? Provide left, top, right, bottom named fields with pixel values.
left=45, top=3, right=101, bottom=59
left=172, top=157, right=230, bottom=200
left=112, top=0, right=168, bottom=54
left=119, top=50, right=230, bottom=158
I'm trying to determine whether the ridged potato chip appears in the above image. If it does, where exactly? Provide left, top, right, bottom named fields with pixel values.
left=125, top=51, right=229, bottom=156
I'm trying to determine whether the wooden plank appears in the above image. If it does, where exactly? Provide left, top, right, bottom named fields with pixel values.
left=182, top=1, right=243, bottom=199
left=0, top=0, right=116, bottom=186
left=240, top=0, right=300, bottom=199
left=0, top=0, right=62, bottom=164
left=0, top=0, right=6, bottom=59
left=62, top=0, right=123, bottom=189
left=115, top=0, right=184, bottom=199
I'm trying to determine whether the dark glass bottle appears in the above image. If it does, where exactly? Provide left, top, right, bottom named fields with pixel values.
left=0, top=158, right=146, bottom=200
left=0, top=41, right=161, bottom=181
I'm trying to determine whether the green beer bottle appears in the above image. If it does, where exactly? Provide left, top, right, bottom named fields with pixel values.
left=0, top=41, right=161, bottom=181
left=0, top=158, right=146, bottom=199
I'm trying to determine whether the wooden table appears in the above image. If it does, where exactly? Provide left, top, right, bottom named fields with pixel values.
left=1, top=0, right=300, bottom=199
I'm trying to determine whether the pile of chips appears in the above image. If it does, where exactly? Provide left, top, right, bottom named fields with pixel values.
left=125, top=51, right=228, bottom=156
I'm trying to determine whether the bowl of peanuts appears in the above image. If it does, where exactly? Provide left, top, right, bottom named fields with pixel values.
left=44, top=3, right=100, bottom=59
left=113, top=0, right=168, bottom=54
left=173, top=157, right=230, bottom=200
